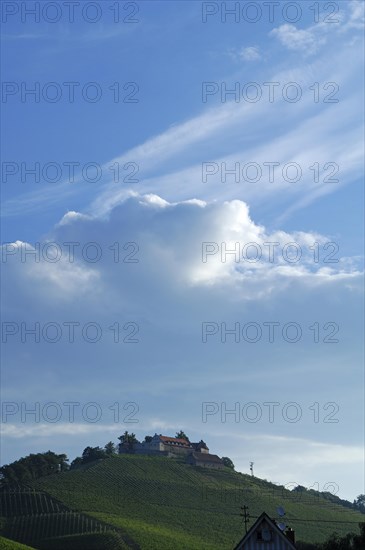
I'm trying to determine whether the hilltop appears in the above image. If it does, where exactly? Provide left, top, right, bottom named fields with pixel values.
left=1, top=454, right=363, bottom=549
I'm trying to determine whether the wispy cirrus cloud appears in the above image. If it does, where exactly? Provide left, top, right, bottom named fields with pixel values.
left=1, top=1, right=363, bottom=226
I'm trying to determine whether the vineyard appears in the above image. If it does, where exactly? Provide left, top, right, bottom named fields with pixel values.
left=3, top=511, right=111, bottom=543
left=33, top=455, right=365, bottom=549
left=1, top=456, right=364, bottom=549
left=0, top=486, right=68, bottom=517
left=0, top=485, right=129, bottom=549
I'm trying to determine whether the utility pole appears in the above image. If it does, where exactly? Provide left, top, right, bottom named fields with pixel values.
left=240, top=505, right=250, bottom=534
left=249, top=461, right=254, bottom=477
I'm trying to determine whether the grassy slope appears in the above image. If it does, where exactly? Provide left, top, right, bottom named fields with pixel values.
left=37, top=531, right=129, bottom=550
left=0, top=536, right=36, bottom=550
left=32, top=455, right=364, bottom=549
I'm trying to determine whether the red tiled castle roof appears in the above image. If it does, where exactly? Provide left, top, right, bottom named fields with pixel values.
left=159, top=435, right=191, bottom=446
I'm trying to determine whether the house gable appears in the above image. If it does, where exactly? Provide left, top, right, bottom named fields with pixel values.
left=234, top=512, right=296, bottom=550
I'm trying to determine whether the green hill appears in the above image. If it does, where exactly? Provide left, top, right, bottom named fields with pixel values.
left=1, top=455, right=364, bottom=549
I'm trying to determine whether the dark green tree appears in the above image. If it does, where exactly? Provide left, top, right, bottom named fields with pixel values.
left=57, top=453, right=69, bottom=471
left=221, top=457, right=235, bottom=470
left=81, top=446, right=107, bottom=463
left=118, top=432, right=139, bottom=452
left=104, top=441, right=116, bottom=455
left=175, top=431, right=189, bottom=441
left=70, top=456, right=83, bottom=469
left=293, top=484, right=306, bottom=492
left=0, top=451, right=69, bottom=484
left=320, top=523, right=365, bottom=550
left=118, top=431, right=138, bottom=444
left=354, top=495, right=365, bottom=513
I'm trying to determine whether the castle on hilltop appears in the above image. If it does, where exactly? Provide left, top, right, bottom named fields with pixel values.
left=119, top=433, right=224, bottom=469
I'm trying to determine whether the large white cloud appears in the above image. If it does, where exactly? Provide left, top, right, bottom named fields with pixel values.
left=2, top=195, right=362, bottom=304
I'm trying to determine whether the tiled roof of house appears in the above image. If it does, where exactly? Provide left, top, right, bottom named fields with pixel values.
left=159, top=435, right=191, bottom=446
left=190, top=452, right=223, bottom=463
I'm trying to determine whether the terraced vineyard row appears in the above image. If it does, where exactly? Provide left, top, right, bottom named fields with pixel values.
left=0, top=487, right=68, bottom=517
left=0, top=483, right=138, bottom=549
left=2, top=512, right=111, bottom=545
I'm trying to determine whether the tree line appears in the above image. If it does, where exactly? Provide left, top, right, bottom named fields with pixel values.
left=0, top=451, right=68, bottom=484
left=296, top=523, right=365, bottom=550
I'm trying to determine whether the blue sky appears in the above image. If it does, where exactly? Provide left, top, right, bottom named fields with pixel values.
left=1, top=1, right=364, bottom=502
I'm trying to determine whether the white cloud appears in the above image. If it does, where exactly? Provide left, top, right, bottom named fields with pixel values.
left=346, top=0, right=365, bottom=30
left=270, top=23, right=326, bottom=55
left=230, top=45, right=262, bottom=62
left=241, top=46, right=261, bottom=61
left=3, top=197, right=362, bottom=303
left=270, top=1, right=364, bottom=56
left=140, top=194, right=170, bottom=208
left=2, top=240, right=100, bottom=297
left=57, top=211, right=92, bottom=227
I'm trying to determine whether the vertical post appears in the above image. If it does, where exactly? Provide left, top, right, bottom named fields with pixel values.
left=240, top=505, right=250, bottom=534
